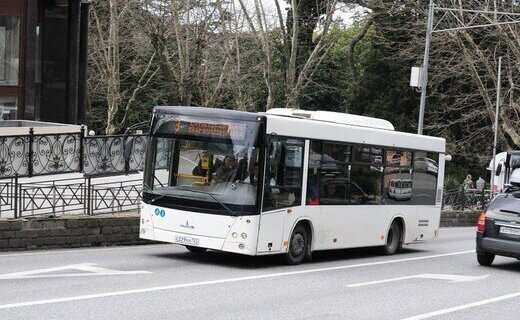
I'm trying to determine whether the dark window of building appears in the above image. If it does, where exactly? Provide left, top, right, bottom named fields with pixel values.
left=0, top=16, right=20, bottom=86
left=0, top=96, right=16, bottom=119
left=263, top=138, right=304, bottom=211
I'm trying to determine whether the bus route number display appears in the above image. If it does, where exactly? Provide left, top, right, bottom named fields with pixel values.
left=173, top=118, right=246, bottom=140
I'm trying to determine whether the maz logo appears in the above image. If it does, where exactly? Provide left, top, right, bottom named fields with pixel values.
left=154, top=208, right=166, bottom=217
left=180, top=220, right=195, bottom=229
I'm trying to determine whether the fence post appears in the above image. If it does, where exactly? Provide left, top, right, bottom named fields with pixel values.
left=86, top=176, right=91, bottom=215
left=459, top=189, right=465, bottom=211
left=79, top=125, right=85, bottom=173
left=13, top=175, right=18, bottom=219
left=28, top=128, right=34, bottom=177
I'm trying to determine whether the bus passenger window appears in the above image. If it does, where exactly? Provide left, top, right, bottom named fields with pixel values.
left=263, top=138, right=304, bottom=211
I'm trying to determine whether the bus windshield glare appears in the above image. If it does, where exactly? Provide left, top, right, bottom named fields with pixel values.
left=143, top=114, right=263, bottom=215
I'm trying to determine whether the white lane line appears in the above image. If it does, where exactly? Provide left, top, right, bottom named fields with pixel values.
left=347, top=274, right=489, bottom=288
left=0, top=263, right=151, bottom=280
left=0, top=244, right=167, bottom=258
left=0, top=250, right=473, bottom=310
left=402, top=291, right=520, bottom=320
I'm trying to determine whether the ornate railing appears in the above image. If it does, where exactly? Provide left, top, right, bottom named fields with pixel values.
left=0, top=127, right=151, bottom=178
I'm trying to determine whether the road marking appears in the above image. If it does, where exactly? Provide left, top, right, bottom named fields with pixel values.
left=347, top=273, right=489, bottom=288
left=402, top=291, right=520, bottom=320
left=0, top=250, right=473, bottom=310
left=0, top=244, right=167, bottom=258
left=0, top=263, right=151, bottom=280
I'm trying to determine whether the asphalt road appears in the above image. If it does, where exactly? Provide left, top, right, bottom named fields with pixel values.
left=0, top=227, right=518, bottom=320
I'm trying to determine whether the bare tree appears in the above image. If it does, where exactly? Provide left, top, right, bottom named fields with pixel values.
left=89, top=0, right=158, bottom=134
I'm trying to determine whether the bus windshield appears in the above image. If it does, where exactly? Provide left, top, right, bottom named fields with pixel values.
left=143, top=114, right=263, bottom=215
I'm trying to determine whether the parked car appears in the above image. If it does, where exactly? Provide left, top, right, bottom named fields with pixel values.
left=476, top=183, right=520, bottom=266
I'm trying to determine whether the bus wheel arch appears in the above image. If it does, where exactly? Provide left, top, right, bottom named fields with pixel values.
left=285, top=219, right=313, bottom=265
left=383, top=217, right=404, bottom=255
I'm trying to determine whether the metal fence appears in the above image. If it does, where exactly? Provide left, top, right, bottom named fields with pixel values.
left=0, top=127, right=149, bottom=218
left=0, top=127, right=148, bottom=179
left=442, top=188, right=492, bottom=211
left=0, top=176, right=142, bottom=218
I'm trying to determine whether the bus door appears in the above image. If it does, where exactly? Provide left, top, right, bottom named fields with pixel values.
left=257, top=138, right=305, bottom=253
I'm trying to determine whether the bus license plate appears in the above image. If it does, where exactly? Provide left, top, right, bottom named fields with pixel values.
left=500, top=226, right=520, bottom=236
left=175, top=236, right=200, bottom=246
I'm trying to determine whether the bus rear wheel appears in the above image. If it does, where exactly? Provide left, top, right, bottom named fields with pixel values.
left=382, top=221, right=402, bottom=255
left=185, top=246, right=207, bottom=253
left=284, top=224, right=308, bottom=265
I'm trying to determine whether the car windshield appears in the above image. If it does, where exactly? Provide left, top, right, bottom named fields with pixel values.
left=143, top=114, right=263, bottom=215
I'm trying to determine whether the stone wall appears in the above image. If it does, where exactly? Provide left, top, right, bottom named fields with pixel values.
left=0, top=214, right=151, bottom=251
left=439, top=211, right=479, bottom=227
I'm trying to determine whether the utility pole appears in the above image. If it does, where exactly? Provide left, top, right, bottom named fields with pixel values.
left=491, top=56, right=502, bottom=196
left=417, top=0, right=434, bottom=135
left=415, top=2, right=520, bottom=135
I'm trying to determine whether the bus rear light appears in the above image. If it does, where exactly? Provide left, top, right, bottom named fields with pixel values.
left=477, top=212, right=486, bottom=233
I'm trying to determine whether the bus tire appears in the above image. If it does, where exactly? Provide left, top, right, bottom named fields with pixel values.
left=185, top=246, right=207, bottom=253
left=284, top=224, right=308, bottom=265
left=382, top=221, right=402, bottom=255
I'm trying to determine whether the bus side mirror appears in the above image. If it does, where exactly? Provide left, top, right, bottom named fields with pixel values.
left=496, top=163, right=502, bottom=176
left=123, top=136, right=135, bottom=162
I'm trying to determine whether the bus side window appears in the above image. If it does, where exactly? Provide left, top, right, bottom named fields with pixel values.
left=263, top=138, right=304, bottom=211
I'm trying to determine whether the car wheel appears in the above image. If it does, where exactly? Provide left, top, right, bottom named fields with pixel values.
left=382, top=222, right=402, bottom=255
left=477, top=252, right=495, bottom=266
left=284, top=224, right=308, bottom=265
left=185, top=246, right=207, bottom=253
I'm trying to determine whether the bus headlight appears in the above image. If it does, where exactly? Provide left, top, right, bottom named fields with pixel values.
left=238, top=243, right=245, bottom=250
left=232, top=232, right=238, bottom=238
left=241, top=233, right=247, bottom=239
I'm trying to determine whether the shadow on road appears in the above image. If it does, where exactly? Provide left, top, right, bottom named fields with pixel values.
left=148, top=246, right=429, bottom=270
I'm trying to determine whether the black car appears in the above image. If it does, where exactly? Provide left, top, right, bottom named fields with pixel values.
left=476, top=185, right=520, bottom=266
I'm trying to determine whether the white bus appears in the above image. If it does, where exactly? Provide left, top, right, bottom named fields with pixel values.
left=139, top=106, right=446, bottom=264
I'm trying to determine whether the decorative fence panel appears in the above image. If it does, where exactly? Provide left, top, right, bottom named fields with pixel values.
left=32, top=133, right=83, bottom=175
left=0, top=127, right=150, bottom=179
left=0, top=136, right=30, bottom=178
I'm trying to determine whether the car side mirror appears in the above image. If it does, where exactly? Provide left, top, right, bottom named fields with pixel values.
left=496, top=163, right=502, bottom=176
left=123, top=136, right=135, bottom=162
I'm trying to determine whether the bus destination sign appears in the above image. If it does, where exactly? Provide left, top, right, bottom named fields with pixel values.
left=173, top=117, right=246, bottom=140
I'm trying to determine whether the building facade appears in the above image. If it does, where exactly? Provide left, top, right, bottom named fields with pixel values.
left=0, top=0, right=89, bottom=124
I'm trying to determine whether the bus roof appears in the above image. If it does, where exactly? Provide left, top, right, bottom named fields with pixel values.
left=264, top=111, right=445, bottom=153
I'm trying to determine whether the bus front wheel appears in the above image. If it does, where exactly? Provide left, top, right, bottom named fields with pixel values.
left=382, top=221, right=402, bottom=255
left=185, top=246, right=207, bottom=253
left=284, top=224, right=308, bottom=265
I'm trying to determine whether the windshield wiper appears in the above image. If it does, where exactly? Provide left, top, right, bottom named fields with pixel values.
left=143, top=191, right=170, bottom=204
left=176, top=186, right=238, bottom=216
